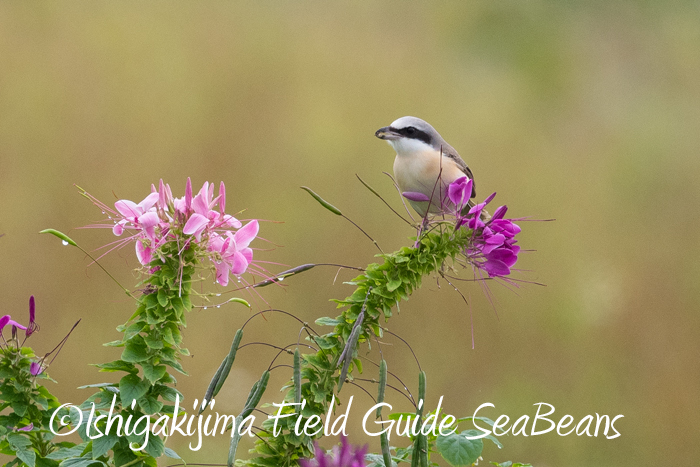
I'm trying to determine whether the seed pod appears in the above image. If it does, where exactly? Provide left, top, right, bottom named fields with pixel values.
left=201, top=329, right=243, bottom=414
left=39, top=229, right=77, bottom=246
left=417, top=371, right=427, bottom=467
left=241, top=370, right=270, bottom=419
left=301, top=186, right=342, bottom=216
left=200, top=359, right=226, bottom=415
left=381, top=431, right=393, bottom=467
left=294, top=348, right=302, bottom=405
left=376, top=359, right=387, bottom=418
left=337, top=324, right=362, bottom=393
left=227, top=415, right=243, bottom=467
left=255, top=264, right=316, bottom=288
left=213, top=329, right=243, bottom=396
left=411, top=371, right=427, bottom=467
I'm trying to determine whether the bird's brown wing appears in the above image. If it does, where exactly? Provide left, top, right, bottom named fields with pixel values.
left=442, top=146, right=476, bottom=199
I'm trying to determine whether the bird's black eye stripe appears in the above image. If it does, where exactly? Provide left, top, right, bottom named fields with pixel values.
left=393, top=126, right=432, bottom=145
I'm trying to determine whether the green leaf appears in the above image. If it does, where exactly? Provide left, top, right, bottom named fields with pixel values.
left=365, top=452, right=398, bottom=467
left=123, top=322, right=145, bottom=341
left=94, top=360, right=137, bottom=374
left=142, top=363, right=167, bottom=383
left=59, top=457, right=105, bottom=467
left=163, top=447, right=181, bottom=459
left=386, top=278, right=402, bottom=292
left=39, top=229, right=77, bottom=247
left=77, top=382, right=117, bottom=389
left=436, top=430, right=484, bottom=467
left=102, top=340, right=124, bottom=347
left=17, top=449, right=36, bottom=467
left=46, top=444, right=88, bottom=460
left=35, top=456, right=60, bottom=467
left=11, top=401, right=28, bottom=417
left=157, top=289, right=169, bottom=307
left=300, top=186, right=343, bottom=215
left=121, top=339, right=149, bottom=363
left=144, top=433, right=164, bottom=458
left=92, top=434, right=118, bottom=459
left=137, top=395, right=163, bottom=415
left=484, top=434, right=503, bottom=449
left=162, top=326, right=176, bottom=346
left=162, top=358, right=187, bottom=375
left=315, top=317, right=342, bottom=327
left=118, top=374, right=149, bottom=407
left=143, top=335, right=164, bottom=350
left=7, top=433, right=32, bottom=450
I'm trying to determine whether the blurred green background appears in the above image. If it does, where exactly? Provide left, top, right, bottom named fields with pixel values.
left=1, top=2, right=699, bottom=466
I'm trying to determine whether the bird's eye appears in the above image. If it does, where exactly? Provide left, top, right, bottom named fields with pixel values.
left=405, top=127, right=416, bottom=135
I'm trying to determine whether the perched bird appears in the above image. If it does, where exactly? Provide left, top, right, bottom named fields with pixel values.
left=375, top=116, right=476, bottom=218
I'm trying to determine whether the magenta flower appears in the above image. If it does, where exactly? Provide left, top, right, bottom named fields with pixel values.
left=447, top=176, right=473, bottom=211
left=466, top=202, right=521, bottom=277
left=402, top=191, right=430, bottom=202
left=466, top=192, right=496, bottom=230
left=16, top=423, right=34, bottom=432
left=446, top=178, right=523, bottom=278
left=0, top=315, right=27, bottom=333
left=26, top=295, right=38, bottom=337
left=30, top=362, right=43, bottom=376
left=300, top=437, right=367, bottom=467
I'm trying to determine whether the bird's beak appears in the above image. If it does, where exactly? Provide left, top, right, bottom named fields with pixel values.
left=375, top=126, right=401, bottom=141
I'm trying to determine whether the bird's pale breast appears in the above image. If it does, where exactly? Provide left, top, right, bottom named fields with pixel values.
left=393, top=149, right=468, bottom=216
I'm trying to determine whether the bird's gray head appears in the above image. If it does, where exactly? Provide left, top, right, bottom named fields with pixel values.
left=375, top=116, right=446, bottom=155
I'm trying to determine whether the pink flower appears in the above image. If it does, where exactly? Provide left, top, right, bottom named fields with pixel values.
left=466, top=202, right=522, bottom=277
left=30, top=362, right=43, bottom=376
left=209, top=220, right=259, bottom=286
left=301, top=437, right=367, bottom=467
left=26, top=295, right=38, bottom=337
left=183, top=181, right=241, bottom=240
left=84, top=178, right=258, bottom=279
left=467, top=192, right=496, bottom=230
left=447, top=176, right=473, bottom=210
left=0, top=315, right=27, bottom=333
left=16, top=424, right=34, bottom=432
left=402, top=191, right=430, bottom=202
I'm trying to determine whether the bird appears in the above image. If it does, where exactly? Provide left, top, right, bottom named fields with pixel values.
left=375, top=116, right=476, bottom=219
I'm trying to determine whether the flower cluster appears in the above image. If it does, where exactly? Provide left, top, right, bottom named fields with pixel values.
left=0, top=296, right=43, bottom=375
left=86, top=178, right=259, bottom=286
left=448, top=176, right=522, bottom=277
left=300, top=437, right=367, bottom=467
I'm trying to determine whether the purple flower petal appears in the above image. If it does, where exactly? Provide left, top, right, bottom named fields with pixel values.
left=7, top=319, right=27, bottom=330
left=29, top=296, right=35, bottom=324
left=17, top=423, right=33, bottom=432
left=447, top=176, right=473, bottom=207
left=0, top=315, right=10, bottom=331
left=402, top=191, right=431, bottom=202
left=30, top=362, right=43, bottom=376
left=483, top=259, right=511, bottom=277
left=491, top=205, right=508, bottom=220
